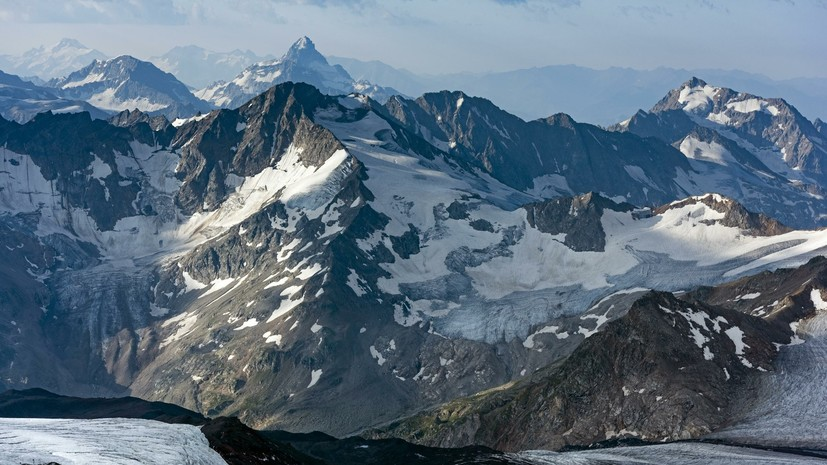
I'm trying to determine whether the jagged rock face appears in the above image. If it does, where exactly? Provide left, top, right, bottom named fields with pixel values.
left=688, top=256, right=827, bottom=326
left=172, top=83, right=343, bottom=214
left=48, top=55, right=212, bottom=119
left=614, top=78, right=827, bottom=228
left=108, top=108, right=171, bottom=132
left=0, top=70, right=110, bottom=123
left=370, top=291, right=793, bottom=452
left=0, top=111, right=156, bottom=230
left=648, top=77, right=826, bottom=177
left=384, top=91, right=691, bottom=207
left=196, top=37, right=399, bottom=110
left=107, top=109, right=177, bottom=151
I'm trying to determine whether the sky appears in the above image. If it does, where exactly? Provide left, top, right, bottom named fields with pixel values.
left=0, top=0, right=825, bottom=80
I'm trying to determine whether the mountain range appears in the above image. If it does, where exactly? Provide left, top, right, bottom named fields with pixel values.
left=0, top=37, right=401, bottom=123
left=2, top=76, right=827, bottom=441
left=3, top=37, right=825, bottom=128
left=330, top=56, right=827, bottom=127
left=150, top=45, right=275, bottom=89
left=47, top=55, right=213, bottom=118
left=0, top=69, right=110, bottom=123
left=195, top=37, right=399, bottom=109
left=0, top=38, right=107, bottom=81
left=1, top=37, right=827, bottom=464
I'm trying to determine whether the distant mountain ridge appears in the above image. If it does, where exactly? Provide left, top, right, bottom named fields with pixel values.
left=46, top=55, right=213, bottom=119
left=196, top=37, right=400, bottom=109
left=0, top=38, right=107, bottom=80
left=385, top=84, right=827, bottom=229
left=329, top=56, right=827, bottom=125
left=150, top=45, right=276, bottom=89
left=0, top=69, right=110, bottom=123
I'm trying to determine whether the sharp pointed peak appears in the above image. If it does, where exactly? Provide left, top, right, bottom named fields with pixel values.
left=544, top=112, right=578, bottom=127
left=682, top=76, right=709, bottom=89
left=292, top=36, right=315, bottom=50
left=282, top=36, right=324, bottom=62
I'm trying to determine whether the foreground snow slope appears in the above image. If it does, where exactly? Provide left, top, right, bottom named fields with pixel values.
left=709, top=295, right=827, bottom=449
left=0, top=418, right=227, bottom=465
left=518, top=443, right=826, bottom=465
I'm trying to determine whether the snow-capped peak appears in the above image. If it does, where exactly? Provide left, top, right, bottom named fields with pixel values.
left=53, top=38, right=88, bottom=51
left=196, top=36, right=399, bottom=109
left=283, top=36, right=325, bottom=64
left=676, top=77, right=721, bottom=113
left=294, top=36, right=314, bottom=50
left=48, top=55, right=211, bottom=117
left=622, top=77, right=827, bottom=189
left=0, top=38, right=108, bottom=80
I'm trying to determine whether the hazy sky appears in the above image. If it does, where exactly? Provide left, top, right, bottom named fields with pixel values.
left=0, top=0, right=824, bottom=79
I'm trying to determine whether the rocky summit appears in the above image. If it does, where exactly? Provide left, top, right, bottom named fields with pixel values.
left=613, top=77, right=827, bottom=228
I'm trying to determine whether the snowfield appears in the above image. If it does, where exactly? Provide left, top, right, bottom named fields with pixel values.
left=708, top=291, right=827, bottom=449
left=518, top=442, right=826, bottom=464
left=317, top=100, right=827, bottom=342
left=0, top=418, right=227, bottom=465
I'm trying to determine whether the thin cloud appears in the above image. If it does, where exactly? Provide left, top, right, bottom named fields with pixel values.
left=0, top=0, right=293, bottom=24
left=257, top=0, right=375, bottom=9
left=492, top=0, right=580, bottom=6
left=618, top=4, right=673, bottom=21
left=0, top=0, right=188, bottom=24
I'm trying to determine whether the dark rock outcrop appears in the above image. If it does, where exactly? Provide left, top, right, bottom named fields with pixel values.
left=371, top=291, right=793, bottom=452
left=524, top=192, right=634, bottom=252
left=385, top=91, right=691, bottom=207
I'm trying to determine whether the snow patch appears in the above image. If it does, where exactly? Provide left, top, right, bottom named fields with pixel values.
left=201, top=277, right=235, bottom=297
left=679, top=137, right=736, bottom=166
left=181, top=271, right=207, bottom=292
left=369, top=345, right=386, bottom=366
left=234, top=318, right=258, bottom=330
left=523, top=325, right=569, bottom=349
left=347, top=269, right=367, bottom=296
left=307, top=369, right=322, bottom=388
left=811, top=289, right=827, bottom=311
left=678, top=83, right=719, bottom=113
